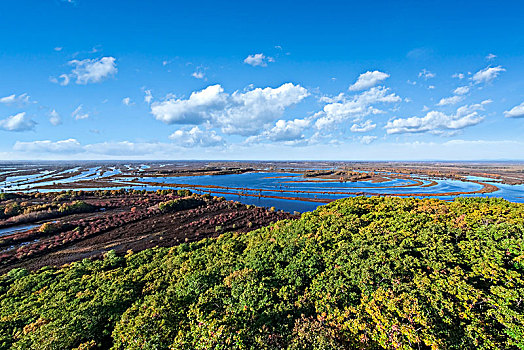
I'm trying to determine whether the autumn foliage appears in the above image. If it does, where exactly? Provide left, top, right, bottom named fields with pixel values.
left=1, top=196, right=524, bottom=349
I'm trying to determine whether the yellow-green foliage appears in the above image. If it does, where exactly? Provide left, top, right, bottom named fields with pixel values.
left=3, top=203, right=20, bottom=217
left=1, top=197, right=523, bottom=349
left=158, top=197, right=204, bottom=213
left=57, top=201, right=94, bottom=215
left=37, top=222, right=61, bottom=235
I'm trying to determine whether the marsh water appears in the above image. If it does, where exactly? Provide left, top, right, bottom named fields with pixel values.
left=132, top=172, right=524, bottom=212
left=2, top=166, right=523, bottom=212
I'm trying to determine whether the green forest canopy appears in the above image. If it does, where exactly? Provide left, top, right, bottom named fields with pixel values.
left=1, top=196, right=523, bottom=349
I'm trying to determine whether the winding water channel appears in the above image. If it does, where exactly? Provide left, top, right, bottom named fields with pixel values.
left=3, top=164, right=522, bottom=212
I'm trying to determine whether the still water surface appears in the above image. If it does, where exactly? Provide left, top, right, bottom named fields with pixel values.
left=5, top=170, right=523, bottom=213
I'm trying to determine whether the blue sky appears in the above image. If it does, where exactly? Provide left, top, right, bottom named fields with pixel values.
left=1, top=0, right=523, bottom=160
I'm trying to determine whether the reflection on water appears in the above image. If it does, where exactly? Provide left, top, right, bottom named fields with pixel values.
left=0, top=223, right=40, bottom=237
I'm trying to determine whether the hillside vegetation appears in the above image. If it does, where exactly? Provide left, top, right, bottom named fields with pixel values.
left=1, top=196, right=523, bottom=349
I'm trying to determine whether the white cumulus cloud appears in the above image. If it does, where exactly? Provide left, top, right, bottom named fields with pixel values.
left=49, top=109, right=62, bottom=125
left=221, top=84, right=309, bottom=135
left=360, top=135, right=377, bottom=144
left=437, top=95, right=465, bottom=106
left=144, top=90, right=153, bottom=104
left=192, top=71, right=205, bottom=79
left=0, top=112, right=36, bottom=132
left=350, top=119, right=376, bottom=133
left=67, top=56, right=117, bottom=84
left=453, top=86, right=470, bottom=95
left=151, top=85, right=227, bottom=125
left=72, top=105, right=89, bottom=120
left=386, top=100, right=491, bottom=135
left=0, top=93, right=31, bottom=105
left=315, top=86, right=401, bottom=130
left=13, top=139, right=82, bottom=153
left=504, top=102, right=524, bottom=118
left=169, top=126, right=224, bottom=147
left=246, top=118, right=311, bottom=144
left=471, top=65, right=505, bottom=84
left=58, top=74, right=70, bottom=86
left=151, top=83, right=309, bottom=136
left=418, top=69, right=436, bottom=80
left=243, top=53, right=275, bottom=67
left=349, top=70, right=390, bottom=91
